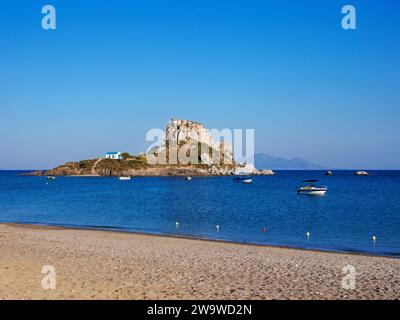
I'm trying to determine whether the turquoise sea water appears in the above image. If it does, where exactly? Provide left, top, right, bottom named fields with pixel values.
left=0, top=170, right=399, bottom=257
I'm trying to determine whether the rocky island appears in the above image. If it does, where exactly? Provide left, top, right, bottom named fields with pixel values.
left=29, top=119, right=274, bottom=177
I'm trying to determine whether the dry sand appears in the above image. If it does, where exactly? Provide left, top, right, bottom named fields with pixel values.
left=0, top=223, right=399, bottom=300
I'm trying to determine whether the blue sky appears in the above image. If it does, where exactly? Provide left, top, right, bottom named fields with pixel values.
left=1, top=0, right=399, bottom=169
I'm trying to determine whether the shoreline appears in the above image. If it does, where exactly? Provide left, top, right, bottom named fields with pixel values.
left=1, top=223, right=400, bottom=299
left=2, top=222, right=398, bottom=259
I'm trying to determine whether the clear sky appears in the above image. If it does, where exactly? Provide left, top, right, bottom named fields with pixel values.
left=1, top=0, right=399, bottom=170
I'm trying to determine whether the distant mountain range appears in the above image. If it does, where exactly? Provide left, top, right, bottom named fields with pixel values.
left=255, top=153, right=328, bottom=170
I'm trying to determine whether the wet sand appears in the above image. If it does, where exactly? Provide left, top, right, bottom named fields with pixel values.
left=0, top=223, right=399, bottom=300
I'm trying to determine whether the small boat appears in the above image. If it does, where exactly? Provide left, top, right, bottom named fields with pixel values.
left=297, top=180, right=327, bottom=195
left=325, top=170, right=333, bottom=176
left=354, top=170, right=369, bottom=176
left=186, top=176, right=193, bottom=181
left=233, top=176, right=253, bottom=184
left=118, top=176, right=131, bottom=181
left=46, top=176, right=56, bottom=180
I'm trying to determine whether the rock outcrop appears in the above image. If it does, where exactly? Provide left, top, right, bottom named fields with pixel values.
left=234, top=163, right=275, bottom=176
left=147, top=119, right=234, bottom=168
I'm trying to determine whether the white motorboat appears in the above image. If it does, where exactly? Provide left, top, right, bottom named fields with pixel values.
left=119, top=176, right=131, bottom=181
left=355, top=170, right=369, bottom=176
left=233, top=176, right=253, bottom=184
left=297, top=180, right=327, bottom=195
left=46, top=176, right=56, bottom=180
left=186, top=176, right=193, bottom=181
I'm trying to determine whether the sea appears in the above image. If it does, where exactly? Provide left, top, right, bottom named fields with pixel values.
left=1, top=170, right=399, bottom=257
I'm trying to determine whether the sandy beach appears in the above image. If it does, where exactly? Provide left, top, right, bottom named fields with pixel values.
left=0, top=223, right=399, bottom=300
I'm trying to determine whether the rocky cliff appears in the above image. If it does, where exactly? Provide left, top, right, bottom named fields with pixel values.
left=147, top=119, right=234, bottom=168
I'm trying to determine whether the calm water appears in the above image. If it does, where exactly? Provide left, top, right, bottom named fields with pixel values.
left=1, top=170, right=400, bottom=256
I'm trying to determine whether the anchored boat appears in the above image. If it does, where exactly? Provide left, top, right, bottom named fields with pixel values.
left=355, top=170, right=369, bottom=176
left=233, top=176, right=253, bottom=184
left=297, top=179, right=327, bottom=195
left=118, top=176, right=131, bottom=181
